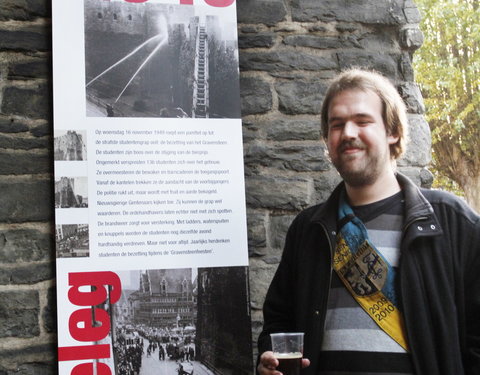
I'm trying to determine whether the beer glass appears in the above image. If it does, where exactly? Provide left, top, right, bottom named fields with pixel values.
left=270, top=332, right=304, bottom=375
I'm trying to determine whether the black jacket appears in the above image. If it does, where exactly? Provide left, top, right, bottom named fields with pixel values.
left=258, top=173, right=480, bottom=375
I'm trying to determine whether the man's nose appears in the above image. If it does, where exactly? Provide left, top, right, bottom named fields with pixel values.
left=341, top=121, right=359, bottom=139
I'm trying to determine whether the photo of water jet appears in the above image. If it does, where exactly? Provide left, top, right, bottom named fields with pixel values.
left=84, top=0, right=240, bottom=119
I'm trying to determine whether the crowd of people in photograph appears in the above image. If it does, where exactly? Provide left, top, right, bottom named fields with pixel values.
left=114, top=324, right=196, bottom=375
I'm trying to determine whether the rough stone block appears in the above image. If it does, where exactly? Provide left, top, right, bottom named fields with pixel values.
left=0, top=290, right=39, bottom=338
left=245, top=175, right=313, bottom=210
left=30, top=121, right=51, bottom=137
left=237, top=0, right=287, bottom=26
left=240, top=51, right=337, bottom=72
left=337, top=51, right=399, bottom=79
left=240, top=76, right=272, bottom=115
left=283, top=35, right=358, bottom=49
left=0, top=150, right=52, bottom=174
left=0, top=262, right=54, bottom=285
left=0, top=227, right=52, bottom=263
left=244, top=142, right=331, bottom=172
left=291, top=0, right=407, bottom=25
left=1, top=84, right=52, bottom=120
left=0, top=178, right=53, bottom=223
left=42, top=286, right=56, bottom=333
left=399, top=52, right=415, bottom=81
left=267, top=118, right=321, bottom=141
left=400, top=27, right=424, bottom=50
left=0, top=0, right=51, bottom=21
left=404, top=0, right=422, bottom=23
left=0, top=134, right=50, bottom=150
left=313, top=170, right=342, bottom=202
left=269, top=214, right=295, bottom=249
left=397, top=82, right=425, bottom=114
left=8, top=56, right=51, bottom=79
left=0, top=26, right=50, bottom=51
left=0, top=117, right=29, bottom=133
left=398, top=115, right=431, bottom=167
left=248, top=258, right=279, bottom=309
left=275, top=79, right=327, bottom=115
left=238, top=33, right=276, bottom=49
left=0, top=344, right=57, bottom=372
left=247, top=211, right=267, bottom=255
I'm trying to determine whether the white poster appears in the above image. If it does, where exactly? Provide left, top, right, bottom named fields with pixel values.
left=52, top=1, right=252, bottom=374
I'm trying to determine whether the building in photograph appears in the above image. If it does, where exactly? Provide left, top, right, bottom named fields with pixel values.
left=54, top=131, right=86, bottom=160
left=129, top=269, right=196, bottom=330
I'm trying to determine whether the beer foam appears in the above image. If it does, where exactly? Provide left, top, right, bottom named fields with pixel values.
left=273, top=352, right=302, bottom=359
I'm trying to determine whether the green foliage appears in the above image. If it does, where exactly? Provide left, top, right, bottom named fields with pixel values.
left=413, top=0, right=480, bottom=194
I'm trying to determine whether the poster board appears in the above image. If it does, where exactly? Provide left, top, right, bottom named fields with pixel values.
left=52, top=1, right=252, bottom=373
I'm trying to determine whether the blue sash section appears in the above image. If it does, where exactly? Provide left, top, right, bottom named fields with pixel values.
left=338, top=190, right=400, bottom=307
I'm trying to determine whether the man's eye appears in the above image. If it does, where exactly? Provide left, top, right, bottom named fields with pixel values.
left=330, top=123, right=343, bottom=129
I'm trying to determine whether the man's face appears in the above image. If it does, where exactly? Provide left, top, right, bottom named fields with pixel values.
left=326, top=89, right=398, bottom=187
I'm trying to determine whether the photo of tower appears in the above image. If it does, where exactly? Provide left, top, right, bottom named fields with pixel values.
left=84, top=0, right=240, bottom=119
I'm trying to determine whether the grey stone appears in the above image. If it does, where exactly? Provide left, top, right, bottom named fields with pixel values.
left=0, top=344, right=56, bottom=372
left=0, top=150, right=52, bottom=174
left=0, top=0, right=50, bottom=21
left=29, top=122, right=51, bottom=137
left=240, top=76, right=272, bottom=115
left=275, top=80, right=327, bottom=115
left=335, top=23, right=360, bottom=32
left=0, top=26, right=50, bottom=51
left=237, top=0, right=287, bottom=26
left=399, top=52, right=415, bottom=81
left=0, top=134, right=50, bottom=150
left=0, top=291, right=39, bottom=338
left=1, top=84, right=52, bottom=120
left=400, top=27, right=424, bottom=50
left=283, top=35, right=358, bottom=49
left=8, top=57, right=51, bottom=79
left=269, top=214, right=295, bottom=249
left=291, top=0, right=407, bottom=25
left=399, top=115, right=431, bottom=167
left=238, top=33, right=276, bottom=49
left=337, top=51, right=399, bottom=79
left=403, top=0, right=422, bottom=23
left=0, top=178, right=53, bottom=222
left=398, top=166, right=432, bottom=187
left=0, top=262, right=54, bottom=285
left=0, top=117, right=29, bottom=133
left=240, top=51, right=337, bottom=72
left=313, top=169, right=342, bottom=202
left=244, top=141, right=331, bottom=172
left=248, top=258, right=279, bottom=308
left=245, top=175, right=313, bottom=210
left=42, top=287, right=56, bottom=333
left=0, top=228, right=52, bottom=263
left=264, top=116, right=321, bottom=141
left=397, top=82, right=425, bottom=114
left=7, top=362, right=57, bottom=375
left=247, top=211, right=267, bottom=254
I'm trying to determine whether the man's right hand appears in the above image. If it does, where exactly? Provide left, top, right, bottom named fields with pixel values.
left=257, top=351, right=280, bottom=375
left=257, top=351, right=310, bottom=375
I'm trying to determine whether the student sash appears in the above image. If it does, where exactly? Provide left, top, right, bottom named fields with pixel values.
left=333, top=190, right=409, bottom=351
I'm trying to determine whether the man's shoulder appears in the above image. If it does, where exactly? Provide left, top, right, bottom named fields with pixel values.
left=420, top=188, right=479, bottom=224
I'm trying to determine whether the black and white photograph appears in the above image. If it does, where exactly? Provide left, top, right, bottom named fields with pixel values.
left=84, top=0, right=241, bottom=119
left=55, top=224, right=89, bottom=258
left=54, top=176, right=89, bottom=208
left=54, top=130, right=87, bottom=161
left=108, top=266, right=252, bottom=375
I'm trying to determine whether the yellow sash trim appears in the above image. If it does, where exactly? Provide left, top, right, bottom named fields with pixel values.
left=333, top=237, right=409, bottom=351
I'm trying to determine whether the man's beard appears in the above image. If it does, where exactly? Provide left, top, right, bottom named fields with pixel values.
left=331, top=140, right=389, bottom=187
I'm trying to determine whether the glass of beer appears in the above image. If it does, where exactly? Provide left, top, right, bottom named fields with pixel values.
left=270, top=332, right=304, bottom=375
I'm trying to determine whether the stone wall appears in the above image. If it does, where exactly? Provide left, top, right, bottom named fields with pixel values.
left=0, top=0, right=430, bottom=372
